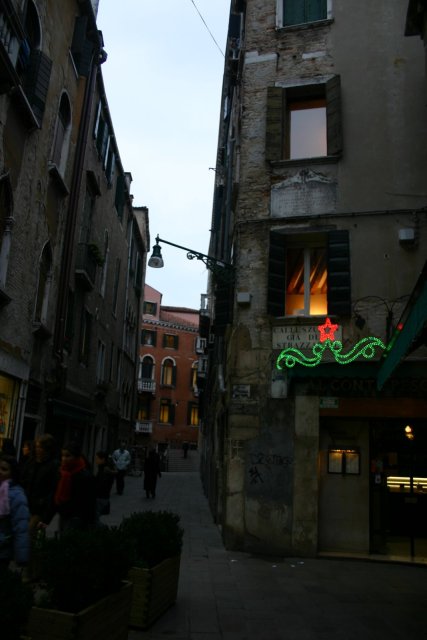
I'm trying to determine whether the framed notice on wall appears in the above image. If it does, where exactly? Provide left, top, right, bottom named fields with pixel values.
left=328, top=449, right=360, bottom=475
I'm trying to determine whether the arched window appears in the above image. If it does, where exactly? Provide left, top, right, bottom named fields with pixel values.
left=140, top=355, right=154, bottom=380
left=34, top=242, right=53, bottom=325
left=51, top=92, right=72, bottom=174
left=161, top=357, right=176, bottom=387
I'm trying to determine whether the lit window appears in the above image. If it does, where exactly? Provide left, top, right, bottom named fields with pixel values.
left=267, top=231, right=351, bottom=317
left=285, top=246, right=327, bottom=316
left=289, top=98, right=326, bottom=159
left=159, top=399, right=174, bottom=424
left=266, top=77, right=342, bottom=162
left=161, top=358, right=176, bottom=386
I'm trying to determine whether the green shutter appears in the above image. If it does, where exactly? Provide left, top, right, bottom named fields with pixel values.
left=307, top=0, right=327, bottom=22
left=71, top=16, right=93, bottom=76
left=327, top=230, right=351, bottom=316
left=283, top=0, right=305, bottom=26
left=267, top=232, right=286, bottom=316
left=326, top=75, right=342, bottom=156
left=266, top=87, right=285, bottom=162
left=23, top=50, right=52, bottom=125
left=214, top=279, right=233, bottom=334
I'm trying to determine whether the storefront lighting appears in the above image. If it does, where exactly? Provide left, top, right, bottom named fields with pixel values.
left=276, top=318, right=387, bottom=369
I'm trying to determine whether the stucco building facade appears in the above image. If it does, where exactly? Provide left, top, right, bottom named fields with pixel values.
left=200, top=0, right=427, bottom=559
left=0, top=0, right=148, bottom=460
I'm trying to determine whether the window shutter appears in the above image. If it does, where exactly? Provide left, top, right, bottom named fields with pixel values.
left=172, top=365, right=177, bottom=387
left=23, top=50, right=52, bottom=125
left=213, top=279, right=233, bottom=334
left=267, top=231, right=286, bottom=316
left=327, top=230, right=351, bottom=316
left=266, top=87, right=285, bottom=162
left=326, top=75, right=342, bottom=156
left=170, top=403, right=175, bottom=425
left=115, top=173, right=125, bottom=220
left=71, top=16, right=93, bottom=77
left=174, top=335, right=179, bottom=349
left=283, top=0, right=305, bottom=26
left=229, top=13, right=241, bottom=39
left=307, top=0, right=327, bottom=21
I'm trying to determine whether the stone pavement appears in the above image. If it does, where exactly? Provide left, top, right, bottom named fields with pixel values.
left=100, top=470, right=427, bottom=640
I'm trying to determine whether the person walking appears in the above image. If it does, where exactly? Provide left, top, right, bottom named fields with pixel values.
left=143, top=448, right=161, bottom=499
left=52, top=441, right=96, bottom=532
left=0, top=454, right=30, bottom=573
left=21, top=433, right=58, bottom=581
left=112, top=441, right=131, bottom=495
left=94, top=450, right=115, bottom=523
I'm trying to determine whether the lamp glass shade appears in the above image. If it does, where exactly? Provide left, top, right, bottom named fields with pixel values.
left=148, top=244, right=164, bottom=268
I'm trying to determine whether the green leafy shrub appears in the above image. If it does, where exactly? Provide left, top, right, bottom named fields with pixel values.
left=0, top=568, right=33, bottom=640
left=119, top=510, right=183, bottom=569
left=38, top=526, right=132, bottom=613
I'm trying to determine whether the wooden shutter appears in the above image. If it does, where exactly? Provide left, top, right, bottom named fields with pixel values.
left=307, top=0, right=327, bottom=21
left=326, top=75, right=342, bottom=156
left=71, top=16, right=93, bottom=77
left=283, top=0, right=305, bottom=26
left=115, top=173, right=125, bottom=220
left=267, top=231, right=286, bottom=316
left=266, top=87, right=285, bottom=162
left=213, top=279, right=233, bottom=334
left=327, top=230, right=351, bottom=316
left=23, top=50, right=52, bottom=125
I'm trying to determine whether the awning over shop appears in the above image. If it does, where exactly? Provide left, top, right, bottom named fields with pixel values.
left=377, top=261, right=427, bottom=390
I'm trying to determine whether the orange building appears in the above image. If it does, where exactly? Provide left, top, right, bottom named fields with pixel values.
left=136, top=285, right=203, bottom=454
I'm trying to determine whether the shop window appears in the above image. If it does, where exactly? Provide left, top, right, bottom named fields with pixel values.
left=328, top=449, right=360, bottom=475
left=267, top=230, right=351, bottom=317
left=266, top=76, right=342, bottom=162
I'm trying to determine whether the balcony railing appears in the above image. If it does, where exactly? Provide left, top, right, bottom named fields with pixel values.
left=137, top=378, right=156, bottom=393
left=135, top=420, right=152, bottom=434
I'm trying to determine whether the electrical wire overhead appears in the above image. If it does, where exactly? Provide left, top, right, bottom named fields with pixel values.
left=189, top=0, right=225, bottom=57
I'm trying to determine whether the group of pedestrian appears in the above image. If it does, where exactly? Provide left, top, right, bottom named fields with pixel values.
left=0, top=436, right=134, bottom=577
left=0, top=435, right=165, bottom=575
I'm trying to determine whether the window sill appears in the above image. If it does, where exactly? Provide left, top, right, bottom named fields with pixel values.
left=276, top=19, right=333, bottom=33
left=48, top=163, right=70, bottom=196
left=0, top=285, right=11, bottom=307
left=32, top=321, right=52, bottom=340
left=270, top=155, right=340, bottom=169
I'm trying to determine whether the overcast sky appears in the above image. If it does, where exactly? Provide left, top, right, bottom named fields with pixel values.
left=96, top=1, right=230, bottom=309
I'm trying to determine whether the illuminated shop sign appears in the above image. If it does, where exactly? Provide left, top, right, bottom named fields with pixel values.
left=276, top=318, right=388, bottom=369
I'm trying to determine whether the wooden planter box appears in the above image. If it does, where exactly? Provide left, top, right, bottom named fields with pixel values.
left=27, top=581, right=133, bottom=640
left=128, top=555, right=181, bottom=629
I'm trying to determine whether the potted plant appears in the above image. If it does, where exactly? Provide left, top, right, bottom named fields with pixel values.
left=119, top=510, right=184, bottom=630
left=0, top=568, right=33, bottom=640
left=27, top=526, right=133, bottom=640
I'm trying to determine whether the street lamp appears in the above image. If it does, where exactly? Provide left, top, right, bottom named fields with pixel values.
left=148, top=235, right=233, bottom=282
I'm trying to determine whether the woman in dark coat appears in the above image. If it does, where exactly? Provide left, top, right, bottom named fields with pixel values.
left=143, top=448, right=161, bottom=499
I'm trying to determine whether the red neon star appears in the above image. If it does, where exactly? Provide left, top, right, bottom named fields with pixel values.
left=318, top=317, right=339, bottom=343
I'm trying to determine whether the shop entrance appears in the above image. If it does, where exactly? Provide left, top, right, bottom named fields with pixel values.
left=370, top=420, right=427, bottom=558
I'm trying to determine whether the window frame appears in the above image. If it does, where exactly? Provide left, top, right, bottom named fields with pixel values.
left=267, top=230, right=351, bottom=318
left=266, top=76, right=342, bottom=163
left=159, top=398, right=175, bottom=424
left=277, top=0, right=332, bottom=29
left=161, top=357, right=176, bottom=387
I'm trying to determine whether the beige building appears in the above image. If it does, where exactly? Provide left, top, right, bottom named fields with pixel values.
left=201, top=0, right=427, bottom=560
left=0, top=1, right=148, bottom=459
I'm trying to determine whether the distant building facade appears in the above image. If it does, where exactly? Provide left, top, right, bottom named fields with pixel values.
left=137, top=285, right=201, bottom=452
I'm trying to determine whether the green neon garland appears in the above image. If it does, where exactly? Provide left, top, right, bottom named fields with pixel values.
left=276, top=336, right=388, bottom=370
